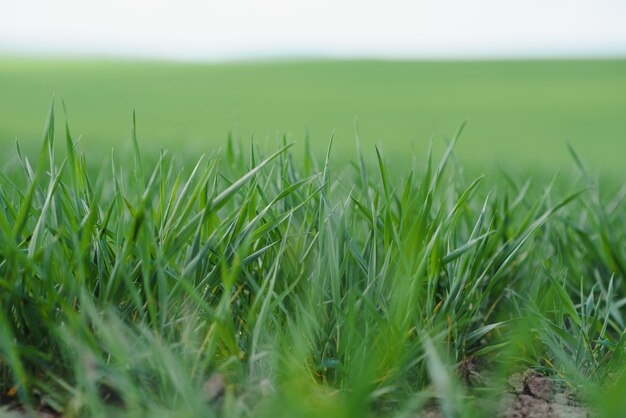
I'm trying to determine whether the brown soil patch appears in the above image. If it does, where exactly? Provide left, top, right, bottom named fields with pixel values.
left=501, top=370, right=589, bottom=418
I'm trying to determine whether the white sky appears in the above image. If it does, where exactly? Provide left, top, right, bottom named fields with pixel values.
left=1, top=0, right=626, bottom=60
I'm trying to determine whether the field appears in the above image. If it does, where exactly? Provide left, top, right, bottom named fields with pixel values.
left=1, top=58, right=626, bottom=172
left=1, top=59, right=626, bottom=417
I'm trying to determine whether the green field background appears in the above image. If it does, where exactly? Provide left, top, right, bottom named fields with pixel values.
left=1, top=58, right=625, bottom=173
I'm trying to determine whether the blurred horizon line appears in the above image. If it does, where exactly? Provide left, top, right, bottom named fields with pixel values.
left=2, top=48, right=626, bottom=64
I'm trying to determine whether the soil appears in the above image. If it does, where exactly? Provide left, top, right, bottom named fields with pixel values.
left=501, top=370, right=589, bottom=418
left=1, top=370, right=590, bottom=418
left=0, top=405, right=60, bottom=418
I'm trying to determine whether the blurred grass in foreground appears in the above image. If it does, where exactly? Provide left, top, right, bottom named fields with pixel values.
left=0, top=108, right=625, bottom=417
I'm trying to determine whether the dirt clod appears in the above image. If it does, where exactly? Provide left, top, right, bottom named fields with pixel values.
left=525, top=373, right=553, bottom=402
left=501, top=370, right=589, bottom=418
left=508, top=373, right=525, bottom=394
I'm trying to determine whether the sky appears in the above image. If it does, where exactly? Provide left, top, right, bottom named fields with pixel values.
left=2, top=0, right=626, bottom=60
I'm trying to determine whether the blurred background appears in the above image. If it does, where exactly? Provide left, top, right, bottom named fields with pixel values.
left=1, top=0, right=625, bottom=172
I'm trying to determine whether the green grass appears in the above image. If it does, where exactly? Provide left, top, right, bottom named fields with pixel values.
left=1, top=106, right=626, bottom=417
left=1, top=58, right=626, bottom=173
